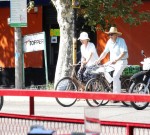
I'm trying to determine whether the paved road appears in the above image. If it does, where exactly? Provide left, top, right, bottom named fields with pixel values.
left=1, top=96, right=150, bottom=124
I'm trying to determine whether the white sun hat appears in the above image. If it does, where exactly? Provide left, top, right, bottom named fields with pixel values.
left=78, top=32, right=90, bottom=40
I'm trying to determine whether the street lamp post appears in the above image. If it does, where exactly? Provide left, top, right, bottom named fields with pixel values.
left=72, top=0, right=80, bottom=64
left=72, top=8, right=77, bottom=64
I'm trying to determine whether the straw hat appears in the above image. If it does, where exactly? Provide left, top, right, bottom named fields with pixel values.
left=105, top=27, right=122, bottom=36
left=78, top=32, right=90, bottom=40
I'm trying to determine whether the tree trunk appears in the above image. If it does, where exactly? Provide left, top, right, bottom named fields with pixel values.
left=51, top=0, right=74, bottom=86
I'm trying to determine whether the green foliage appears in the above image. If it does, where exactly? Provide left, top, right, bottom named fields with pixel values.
left=26, top=83, right=54, bottom=90
left=77, top=0, right=150, bottom=31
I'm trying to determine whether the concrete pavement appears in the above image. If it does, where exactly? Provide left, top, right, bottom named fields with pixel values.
left=2, top=96, right=150, bottom=124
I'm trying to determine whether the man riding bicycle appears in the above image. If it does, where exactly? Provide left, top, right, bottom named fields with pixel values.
left=95, top=27, right=129, bottom=101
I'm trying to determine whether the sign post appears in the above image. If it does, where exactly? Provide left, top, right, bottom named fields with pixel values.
left=23, top=32, right=49, bottom=87
left=10, top=0, right=27, bottom=88
left=14, top=27, right=23, bottom=88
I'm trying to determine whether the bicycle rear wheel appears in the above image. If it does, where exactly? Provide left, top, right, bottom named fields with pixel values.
left=121, top=78, right=131, bottom=106
left=55, top=77, right=77, bottom=107
left=130, top=82, right=149, bottom=110
left=85, top=78, right=109, bottom=107
left=0, top=96, right=4, bottom=110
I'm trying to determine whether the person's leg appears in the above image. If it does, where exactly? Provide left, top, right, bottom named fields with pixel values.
left=113, top=64, right=127, bottom=93
left=83, top=66, right=92, bottom=82
left=77, top=67, right=86, bottom=81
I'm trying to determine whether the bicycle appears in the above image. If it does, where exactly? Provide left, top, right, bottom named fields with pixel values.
left=55, top=62, right=102, bottom=107
left=0, top=67, right=4, bottom=110
left=85, top=64, right=131, bottom=107
left=129, top=50, right=150, bottom=110
left=0, top=96, right=4, bottom=110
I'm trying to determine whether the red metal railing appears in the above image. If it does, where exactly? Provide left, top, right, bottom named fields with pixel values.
left=1, top=112, right=150, bottom=135
left=0, top=89, right=150, bottom=115
left=0, top=89, right=150, bottom=135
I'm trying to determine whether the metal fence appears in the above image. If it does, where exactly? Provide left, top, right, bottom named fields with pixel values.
left=1, top=114, right=150, bottom=135
left=0, top=89, right=150, bottom=134
left=0, top=118, right=84, bottom=135
left=0, top=114, right=84, bottom=135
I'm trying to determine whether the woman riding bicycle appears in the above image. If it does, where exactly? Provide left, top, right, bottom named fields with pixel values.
left=77, top=32, right=99, bottom=83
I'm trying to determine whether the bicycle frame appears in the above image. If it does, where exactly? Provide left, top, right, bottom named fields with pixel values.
left=141, top=77, right=150, bottom=93
left=92, top=64, right=130, bottom=92
left=70, top=64, right=85, bottom=90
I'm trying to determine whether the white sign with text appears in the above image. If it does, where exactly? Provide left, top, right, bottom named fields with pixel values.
left=10, top=0, right=27, bottom=27
left=23, top=32, right=45, bottom=53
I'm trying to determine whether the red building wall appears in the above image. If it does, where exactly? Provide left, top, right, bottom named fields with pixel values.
left=97, top=1, right=150, bottom=65
left=0, top=6, right=43, bottom=68
left=0, top=2, right=150, bottom=68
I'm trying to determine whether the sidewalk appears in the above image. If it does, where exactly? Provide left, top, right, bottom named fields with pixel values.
left=4, top=96, right=54, bottom=102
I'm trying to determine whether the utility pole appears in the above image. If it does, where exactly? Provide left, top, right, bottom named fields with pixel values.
left=72, top=0, right=80, bottom=64
left=14, top=28, right=23, bottom=89
left=72, top=8, right=77, bottom=64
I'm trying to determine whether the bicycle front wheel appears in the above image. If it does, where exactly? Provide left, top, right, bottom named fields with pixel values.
left=85, top=78, right=109, bottom=107
left=55, top=77, right=77, bottom=107
left=130, top=82, right=149, bottom=110
left=0, top=96, right=4, bottom=110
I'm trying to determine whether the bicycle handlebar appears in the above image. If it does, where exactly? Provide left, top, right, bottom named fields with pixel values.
left=69, top=62, right=81, bottom=67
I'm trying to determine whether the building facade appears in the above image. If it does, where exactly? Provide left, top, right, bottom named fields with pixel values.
left=0, top=0, right=150, bottom=87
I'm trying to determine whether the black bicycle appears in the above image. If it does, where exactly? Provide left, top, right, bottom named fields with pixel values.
left=0, top=96, right=4, bottom=110
left=0, top=68, right=4, bottom=110
left=85, top=65, right=131, bottom=107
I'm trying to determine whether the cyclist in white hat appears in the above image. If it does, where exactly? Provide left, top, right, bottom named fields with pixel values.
left=96, top=27, right=128, bottom=102
left=78, top=32, right=99, bottom=83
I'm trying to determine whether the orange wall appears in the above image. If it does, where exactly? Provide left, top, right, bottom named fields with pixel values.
left=97, top=1, right=150, bottom=65
left=0, top=6, right=43, bottom=68
left=1, top=2, right=150, bottom=68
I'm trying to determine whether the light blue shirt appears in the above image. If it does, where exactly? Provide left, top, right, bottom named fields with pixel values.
left=104, top=37, right=128, bottom=61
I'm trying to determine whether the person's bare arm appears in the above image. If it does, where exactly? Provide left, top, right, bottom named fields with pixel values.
left=112, top=52, right=126, bottom=64
left=95, top=51, right=107, bottom=64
